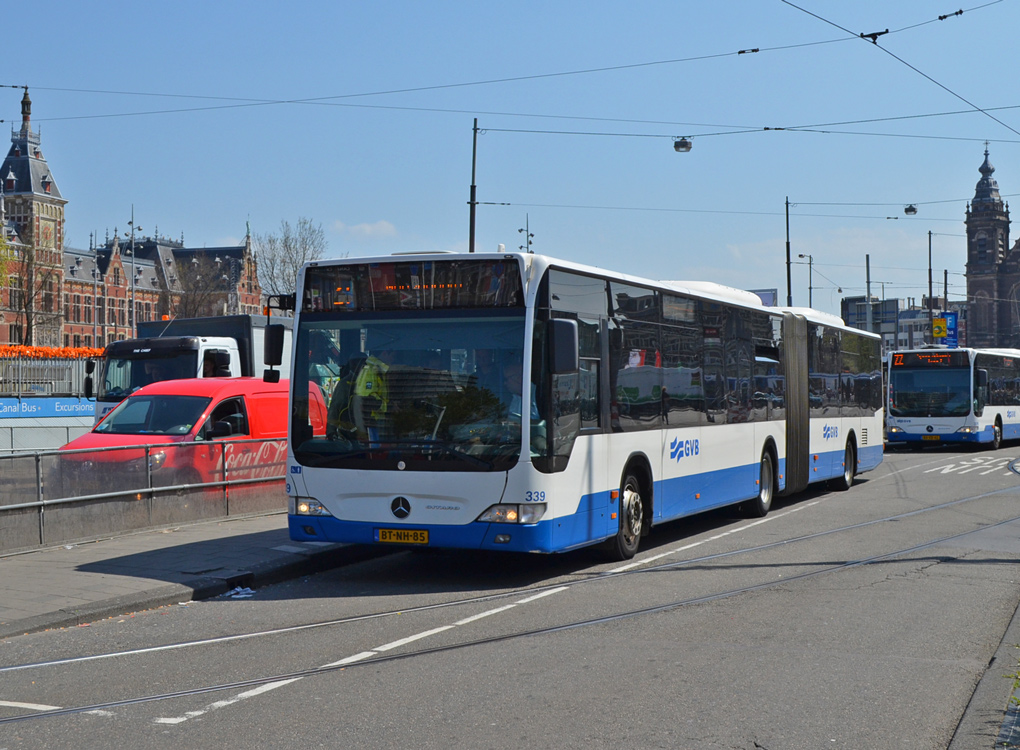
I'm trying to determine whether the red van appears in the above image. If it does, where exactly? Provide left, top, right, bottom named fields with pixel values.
left=54, top=378, right=324, bottom=497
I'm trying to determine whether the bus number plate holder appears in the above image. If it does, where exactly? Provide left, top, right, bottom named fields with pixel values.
left=921, top=435, right=941, bottom=441
left=376, top=528, right=429, bottom=544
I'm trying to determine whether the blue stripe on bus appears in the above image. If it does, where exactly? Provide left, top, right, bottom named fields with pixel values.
left=290, top=447, right=861, bottom=554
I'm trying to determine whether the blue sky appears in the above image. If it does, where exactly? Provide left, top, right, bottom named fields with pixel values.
left=6, top=0, right=1018, bottom=316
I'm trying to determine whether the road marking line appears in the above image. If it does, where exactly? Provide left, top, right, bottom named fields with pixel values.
left=321, top=651, right=377, bottom=668
left=375, top=626, right=455, bottom=652
left=517, top=586, right=569, bottom=604
left=608, top=501, right=820, bottom=573
left=0, top=699, right=61, bottom=711
left=456, top=604, right=517, bottom=625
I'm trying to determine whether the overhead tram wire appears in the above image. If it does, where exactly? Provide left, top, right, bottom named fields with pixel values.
left=10, top=2, right=1008, bottom=125
left=779, top=0, right=1020, bottom=139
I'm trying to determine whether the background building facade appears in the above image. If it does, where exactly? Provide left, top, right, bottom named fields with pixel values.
left=1, top=90, right=262, bottom=348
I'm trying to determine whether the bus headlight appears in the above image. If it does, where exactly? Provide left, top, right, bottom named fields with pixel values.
left=477, top=503, right=546, bottom=524
left=956, top=426, right=978, bottom=434
left=294, top=498, right=333, bottom=517
left=887, top=426, right=903, bottom=434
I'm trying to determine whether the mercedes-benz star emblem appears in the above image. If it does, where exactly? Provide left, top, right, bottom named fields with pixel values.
left=927, top=425, right=934, bottom=433
left=391, top=497, right=411, bottom=519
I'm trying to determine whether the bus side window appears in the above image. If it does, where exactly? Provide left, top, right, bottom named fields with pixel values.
left=975, top=369, right=988, bottom=414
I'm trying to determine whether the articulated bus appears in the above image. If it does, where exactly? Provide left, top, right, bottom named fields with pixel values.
left=282, top=252, right=883, bottom=559
left=887, top=347, right=1020, bottom=448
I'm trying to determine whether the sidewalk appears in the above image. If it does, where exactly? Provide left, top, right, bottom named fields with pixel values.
left=0, top=513, right=386, bottom=640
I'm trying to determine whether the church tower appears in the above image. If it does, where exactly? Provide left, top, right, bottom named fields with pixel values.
left=965, top=148, right=1010, bottom=348
left=0, top=88, right=67, bottom=345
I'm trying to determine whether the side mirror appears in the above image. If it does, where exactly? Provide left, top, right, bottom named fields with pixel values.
left=207, top=421, right=232, bottom=439
left=264, top=324, right=285, bottom=383
left=85, top=360, right=95, bottom=374
left=84, top=376, right=94, bottom=399
left=549, top=318, right=579, bottom=375
left=265, top=325, right=285, bottom=367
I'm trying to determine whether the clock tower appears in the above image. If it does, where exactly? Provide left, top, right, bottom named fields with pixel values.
left=1, top=88, right=66, bottom=345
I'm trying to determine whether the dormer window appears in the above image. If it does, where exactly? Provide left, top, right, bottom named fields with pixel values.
left=4, top=168, right=14, bottom=193
left=41, top=175, right=51, bottom=193
left=13, top=147, right=20, bottom=158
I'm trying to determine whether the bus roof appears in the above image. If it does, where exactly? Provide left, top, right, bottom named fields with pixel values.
left=302, top=251, right=872, bottom=336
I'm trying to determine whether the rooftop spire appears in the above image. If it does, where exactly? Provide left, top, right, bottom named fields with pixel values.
left=20, top=87, right=31, bottom=134
left=973, top=145, right=1002, bottom=205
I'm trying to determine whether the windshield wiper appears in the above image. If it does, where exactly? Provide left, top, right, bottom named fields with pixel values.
left=372, top=438, right=495, bottom=469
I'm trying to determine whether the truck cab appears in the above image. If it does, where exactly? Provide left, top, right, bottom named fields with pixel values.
left=89, top=336, right=242, bottom=424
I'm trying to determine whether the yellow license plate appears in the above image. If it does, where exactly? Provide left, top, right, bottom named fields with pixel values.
left=376, top=528, right=429, bottom=544
left=921, top=435, right=941, bottom=441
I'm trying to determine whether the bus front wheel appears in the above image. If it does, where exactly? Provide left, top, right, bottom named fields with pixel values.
left=606, top=473, right=643, bottom=561
left=990, top=420, right=1003, bottom=450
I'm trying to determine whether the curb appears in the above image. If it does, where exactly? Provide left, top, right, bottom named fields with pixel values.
left=0, top=543, right=394, bottom=640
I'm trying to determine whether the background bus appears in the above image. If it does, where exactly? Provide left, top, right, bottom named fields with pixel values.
left=887, top=347, right=1020, bottom=448
left=282, top=252, right=883, bottom=559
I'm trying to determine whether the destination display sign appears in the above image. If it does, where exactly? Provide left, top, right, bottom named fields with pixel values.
left=890, top=351, right=969, bottom=368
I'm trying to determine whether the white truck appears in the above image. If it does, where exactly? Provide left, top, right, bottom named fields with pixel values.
left=85, top=314, right=293, bottom=424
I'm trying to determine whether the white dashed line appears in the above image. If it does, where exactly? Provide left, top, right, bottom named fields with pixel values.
left=0, top=699, right=61, bottom=711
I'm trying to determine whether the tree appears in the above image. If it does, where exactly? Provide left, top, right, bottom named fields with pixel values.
left=6, top=226, right=61, bottom=346
left=253, top=218, right=328, bottom=298
left=175, top=254, right=231, bottom=319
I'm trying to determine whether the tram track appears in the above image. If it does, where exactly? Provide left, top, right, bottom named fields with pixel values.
left=2, top=480, right=1014, bottom=678
left=3, top=479, right=1020, bottom=726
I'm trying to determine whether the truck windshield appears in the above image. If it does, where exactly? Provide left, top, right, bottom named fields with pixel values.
left=97, top=352, right=199, bottom=402
left=291, top=310, right=537, bottom=472
left=95, top=395, right=211, bottom=435
left=888, top=367, right=972, bottom=418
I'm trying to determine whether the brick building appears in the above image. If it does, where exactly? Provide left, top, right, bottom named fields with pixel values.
left=1, top=89, right=262, bottom=348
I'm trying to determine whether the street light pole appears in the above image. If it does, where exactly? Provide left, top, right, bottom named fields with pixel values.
left=798, top=253, right=813, bottom=308
left=928, top=230, right=934, bottom=344
left=126, top=207, right=142, bottom=338
left=468, top=118, right=478, bottom=254
left=785, top=197, right=793, bottom=306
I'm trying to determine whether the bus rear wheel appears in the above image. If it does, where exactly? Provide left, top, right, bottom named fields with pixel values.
left=743, top=449, right=775, bottom=518
left=606, top=473, right=643, bottom=561
left=830, top=439, right=856, bottom=491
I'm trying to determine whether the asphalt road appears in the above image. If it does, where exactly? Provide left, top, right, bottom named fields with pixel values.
left=3, top=445, right=1020, bottom=749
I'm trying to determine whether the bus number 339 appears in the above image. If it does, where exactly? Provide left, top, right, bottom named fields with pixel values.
left=524, top=491, right=547, bottom=502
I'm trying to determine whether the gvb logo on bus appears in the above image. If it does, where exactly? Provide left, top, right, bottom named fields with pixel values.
left=822, top=424, right=839, bottom=440
left=670, top=437, right=700, bottom=462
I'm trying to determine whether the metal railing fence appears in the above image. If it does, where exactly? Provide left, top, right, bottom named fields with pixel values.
left=0, top=358, right=91, bottom=397
left=0, top=438, right=288, bottom=554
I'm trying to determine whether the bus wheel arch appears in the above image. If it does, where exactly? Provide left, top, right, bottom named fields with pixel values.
left=605, top=456, right=652, bottom=561
left=830, top=433, right=857, bottom=491
left=991, top=418, right=1003, bottom=450
left=743, top=440, right=778, bottom=518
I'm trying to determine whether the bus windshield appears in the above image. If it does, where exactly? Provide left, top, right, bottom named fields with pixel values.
left=97, top=352, right=199, bottom=402
left=292, top=310, right=537, bottom=472
left=888, top=367, right=972, bottom=417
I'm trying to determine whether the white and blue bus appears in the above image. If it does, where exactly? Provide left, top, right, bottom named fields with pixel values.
left=887, top=347, right=1020, bottom=448
left=281, top=252, right=883, bottom=559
